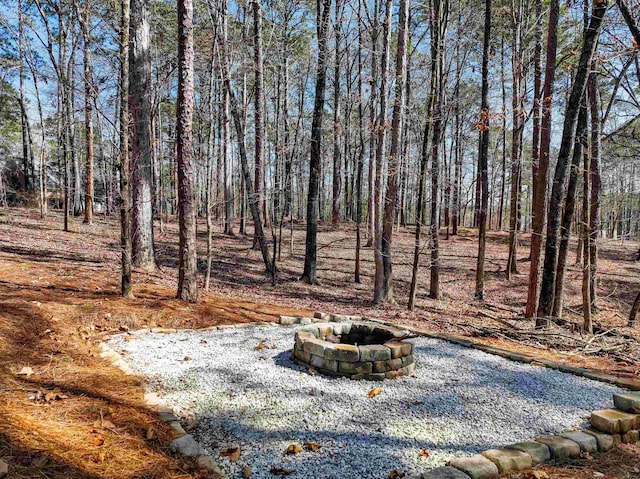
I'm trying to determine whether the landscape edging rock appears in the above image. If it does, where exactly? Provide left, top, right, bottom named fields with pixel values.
left=299, top=312, right=640, bottom=479
left=97, top=343, right=228, bottom=479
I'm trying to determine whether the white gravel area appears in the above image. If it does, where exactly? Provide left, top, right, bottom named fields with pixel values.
left=109, top=324, right=621, bottom=479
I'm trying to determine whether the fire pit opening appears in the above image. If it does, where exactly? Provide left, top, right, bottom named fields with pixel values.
left=292, top=322, right=415, bottom=380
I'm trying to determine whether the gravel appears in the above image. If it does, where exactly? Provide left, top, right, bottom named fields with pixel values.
left=109, top=324, right=621, bottom=479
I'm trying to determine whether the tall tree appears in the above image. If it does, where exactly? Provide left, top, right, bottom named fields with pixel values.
left=331, top=0, right=343, bottom=225
left=537, top=0, right=609, bottom=320
left=380, top=0, right=408, bottom=301
left=408, top=0, right=445, bottom=309
left=120, top=0, right=133, bottom=298
left=252, top=0, right=266, bottom=229
left=301, top=0, right=332, bottom=284
left=80, top=0, right=94, bottom=224
left=475, top=0, right=491, bottom=300
left=372, top=0, right=392, bottom=303
left=130, top=0, right=157, bottom=269
left=176, top=0, right=198, bottom=302
left=526, top=0, right=560, bottom=320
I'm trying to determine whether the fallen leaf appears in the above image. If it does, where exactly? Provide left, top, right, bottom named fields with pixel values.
left=93, top=436, right=105, bottom=446
left=303, top=441, right=321, bottom=452
left=97, top=452, right=106, bottom=463
left=17, top=366, right=34, bottom=377
left=308, top=389, right=316, bottom=396
left=124, top=335, right=131, bottom=342
left=411, top=401, right=424, bottom=406
left=220, top=447, right=240, bottom=462
left=254, top=341, right=266, bottom=350
left=241, top=466, right=252, bottom=478
left=44, top=391, right=68, bottom=402
left=102, top=419, right=116, bottom=429
left=146, top=427, right=155, bottom=440
left=532, top=472, right=550, bottom=479
left=284, top=444, right=303, bottom=455
left=419, top=449, right=430, bottom=458
left=200, top=339, right=208, bottom=344
left=269, top=466, right=293, bottom=476
left=185, top=420, right=198, bottom=431
left=388, top=470, right=405, bottom=478
left=184, top=356, right=191, bottom=361
left=367, top=387, right=383, bottom=398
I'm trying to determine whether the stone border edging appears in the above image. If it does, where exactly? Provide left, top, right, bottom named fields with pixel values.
left=294, top=312, right=640, bottom=479
left=97, top=342, right=228, bottom=479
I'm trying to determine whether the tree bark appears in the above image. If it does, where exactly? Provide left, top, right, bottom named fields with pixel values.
left=475, top=0, right=491, bottom=300
left=373, top=0, right=392, bottom=303
left=331, top=0, right=343, bottom=225
left=120, top=0, right=133, bottom=298
left=380, top=0, right=408, bottom=302
left=537, top=0, right=608, bottom=319
left=130, top=0, right=157, bottom=269
left=552, top=101, right=587, bottom=318
left=301, top=0, right=332, bottom=284
left=588, top=73, right=602, bottom=313
left=82, top=0, right=94, bottom=224
left=527, top=0, right=559, bottom=320
left=176, top=0, right=198, bottom=302
left=252, top=0, right=265, bottom=230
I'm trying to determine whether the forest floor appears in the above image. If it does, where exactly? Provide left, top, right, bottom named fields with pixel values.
left=0, top=206, right=639, bottom=478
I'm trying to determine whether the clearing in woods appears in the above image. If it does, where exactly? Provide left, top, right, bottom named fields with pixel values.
left=0, top=208, right=639, bottom=478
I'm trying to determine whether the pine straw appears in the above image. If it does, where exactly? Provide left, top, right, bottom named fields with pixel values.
left=0, top=209, right=308, bottom=478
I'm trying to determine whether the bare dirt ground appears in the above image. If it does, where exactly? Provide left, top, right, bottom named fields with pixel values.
left=0, top=206, right=638, bottom=478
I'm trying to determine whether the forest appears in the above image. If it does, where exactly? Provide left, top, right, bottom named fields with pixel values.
left=0, top=0, right=640, bottom=477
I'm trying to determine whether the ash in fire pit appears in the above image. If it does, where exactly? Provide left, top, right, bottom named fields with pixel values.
left=292, top=322, right=415, bottom=380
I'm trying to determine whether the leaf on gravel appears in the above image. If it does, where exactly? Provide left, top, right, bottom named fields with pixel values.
left=269, top=466, right=293, bottom=476
left=303, top=441, right=321, bottom=452
left=17, top=366, right=34, bottom=377
left=388, top=470, right=405, bottom=478
left=220, top=447, right=241, bottom=462
left=241, top=466, right=252, bottom=478
left=284, top=444, right=303, bottom=454
left=185, top=420, right=198, bottom=431
left=411, top=401, right=424, bottom=406
left=367, top=387, right=383, bottom=398
left=419, top=449, right=430, bottom=458
left=183, top=356, right=191, bottom=361
left=200, top=339, right=208, bottom=344
left=254, top=341, right=267, bottom=350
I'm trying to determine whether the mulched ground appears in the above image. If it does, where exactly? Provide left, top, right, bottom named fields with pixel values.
left=0, top=207, right=638, bottom=478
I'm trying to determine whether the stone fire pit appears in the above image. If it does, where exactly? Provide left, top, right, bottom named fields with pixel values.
left=292, top=321, right=415, bottom=380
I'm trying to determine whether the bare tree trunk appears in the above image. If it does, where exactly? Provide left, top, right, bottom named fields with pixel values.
left=355, top=0, right=365, bottom=283
left=81, top=0, right=94, bottom=224
left=301, top=0, right=332, bottom=284
left=588, top=73, right=602, bottom=313
left=252, top=0, right=265, bottom=232
left=176, top=0, right=198, bottom=302
left=373, top=0, right=392, bottom=303
left=409, top=0, right=443, bottom=310
left=366, top=0, right=380, bottom=249
left=537, top=0, right=608, bottom=319
left=220, top=20, right=274, bottom=274
left=506, top=0, right=526, bottom=279
left=120, top=0, right=133, bottom=298
left=475, top=0, right=491, bottom=300
left=18, top=0, right=31, bottom=192
left=380, top=0, right=408, bottom=302
left=552, top=101, right=587, bottom=318
left=331, top=0, right=343, bottom=225
left=528, top=0, right=559, bottom=320
left=130, top=0, right=157, bottom=270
